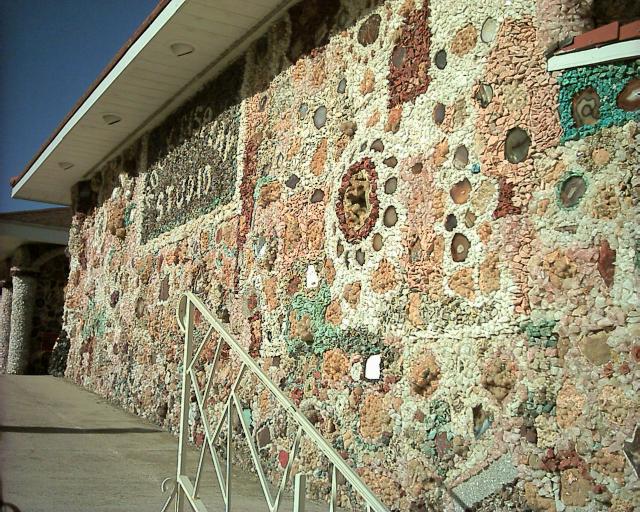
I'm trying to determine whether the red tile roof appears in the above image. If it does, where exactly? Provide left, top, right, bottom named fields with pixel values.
left=557, top=20, right=640, bottom=54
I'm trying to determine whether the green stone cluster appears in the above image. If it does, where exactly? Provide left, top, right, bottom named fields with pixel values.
left=558, top=60, right=640, bottom=141
left=81, top=300, right=108, bottom=339
left=523, top=389, right=556, bottom=418
left=520, top=319, right=558, bottom=348
left=286, top=283, right=386, bottom=357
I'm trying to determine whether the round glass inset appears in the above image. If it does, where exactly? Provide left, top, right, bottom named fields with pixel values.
left=559, top=174, right=587, bottom=208
left=475, top=83, right=493, bottom=108
left=481, top=18, right=498, bottom=43
left=572, top=88, right=600, bottom=127
left=372, top=233, right=383, bottom=251
left=435, top=50, right=447, bottom=70
left=384, top=177, right=398, bottom=194
left=392, top=46, right=406, bottom=68
left=433, top=103, right=446, bottom=124
left=313, top=106, right=327, bottom=129
left=504, top=127, right=531, bottom=164
left=383, top=206, right=398, bottom=227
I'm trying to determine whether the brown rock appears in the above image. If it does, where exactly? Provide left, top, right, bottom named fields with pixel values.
left=409, top=350, right=440, bottom=397
left=482, top=358, right=515, bottom=402
left=449, top=267, right=475, bottom=300
left=324, top=258, right=336, bottom=285
left=598, top=240, right=615, bottom=287
left=450, top=178, right=471, bottom=204
left=432, top=139, right=449, bottom=166
left=106, top=201, right=126, bottom=238
left=340, top=121, right=357, bottom=137
left=325, top=299, right=343, bottom=326
left=479, top=252, right=500, bottom=294
left=287, top=275, right=301, bottom=295
left=258, top=181, right=282, bottom=207
left=407, top=292, right=423, bottom=326
left=290, top=311, right=313, bottom=343
left=343, top=281, right=361, bottom=307
left=322, top=348, right=349, bottom=384
left=371, top=259, right=398, bottom=293
left=556, top=383, right=585, bottom=428
left=359, top=394, right=391, bottom=442
left=579, top=332, right=611, bottom=365
left=524, top=482, right=556, bottom=511
left=310, top=138, right=328, bottom=176
left=592, top=148, right=610, bottom=166
left=283, top=214, right=301, bottom=254
left=264, top=277, right=278, bottom=310
left=560, top=469, right=591, bottom=507
left=360, top=68, right=375, bottom=95
left=366, top=110, right=381, bottom=127
left=385, top=105, right=403, bottom=133
left=451, top=24, right=477, bottom=56
left=471, top=180, right=496, bottom=215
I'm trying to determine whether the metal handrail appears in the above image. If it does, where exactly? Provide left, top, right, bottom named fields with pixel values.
left=162, top=291, right=390, bottom=512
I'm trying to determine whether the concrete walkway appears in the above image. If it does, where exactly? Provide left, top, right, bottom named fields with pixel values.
left=0, top=376, right=325, bottom=512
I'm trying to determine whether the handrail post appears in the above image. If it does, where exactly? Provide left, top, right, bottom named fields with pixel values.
left=293, top=473, right=306, bottom=512
left=176, top=297, right=195, bottom=511
left=226, top=401, right=233, bottom=512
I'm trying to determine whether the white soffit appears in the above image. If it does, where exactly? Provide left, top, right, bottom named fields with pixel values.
left=547, top=40, right=640, bottom=72
left=12, top=0, right=298, bottom=205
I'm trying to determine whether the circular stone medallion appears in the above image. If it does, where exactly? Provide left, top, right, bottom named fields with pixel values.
left=336, top=158, right=380, bottom=242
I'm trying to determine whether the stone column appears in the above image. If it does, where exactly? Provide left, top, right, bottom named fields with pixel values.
left=6, top=268, right=38, bottom=375
left=0, top=280, right=12, bottom=374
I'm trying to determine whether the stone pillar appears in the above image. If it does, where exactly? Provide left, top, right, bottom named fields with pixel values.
left=0, top=280, right=12, bottom=374
left=6, top=268, right=38, bottom=375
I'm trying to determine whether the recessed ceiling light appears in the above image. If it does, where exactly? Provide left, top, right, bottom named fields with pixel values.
left=58, top=161, right=74, bottom=170
left=170, top=42, right=195, bottom=57
left=102, top=113, right=122, bottom=125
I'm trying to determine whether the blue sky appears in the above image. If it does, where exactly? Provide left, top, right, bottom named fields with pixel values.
left=0, top=0, right=158, bottom=212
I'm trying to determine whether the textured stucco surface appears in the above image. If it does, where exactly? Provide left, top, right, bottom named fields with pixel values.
left=0, top=285, right=12, bottom=373
left=7, top=274, right=37, bottom=375
left=62, top=0, right=640, bottom=509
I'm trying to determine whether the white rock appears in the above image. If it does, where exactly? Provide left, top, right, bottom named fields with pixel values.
left=306, top=265, right=319, bottom=288
left=364, top=354, right=381, bottom=380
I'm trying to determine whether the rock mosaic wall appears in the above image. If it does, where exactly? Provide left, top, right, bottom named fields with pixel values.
left=63, top=0, right=640, bottom=509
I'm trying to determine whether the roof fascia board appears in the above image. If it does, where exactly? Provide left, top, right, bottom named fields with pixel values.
left=548, top=40, right=640, bottom=71
left=11, top=0, right=187, bottom=199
